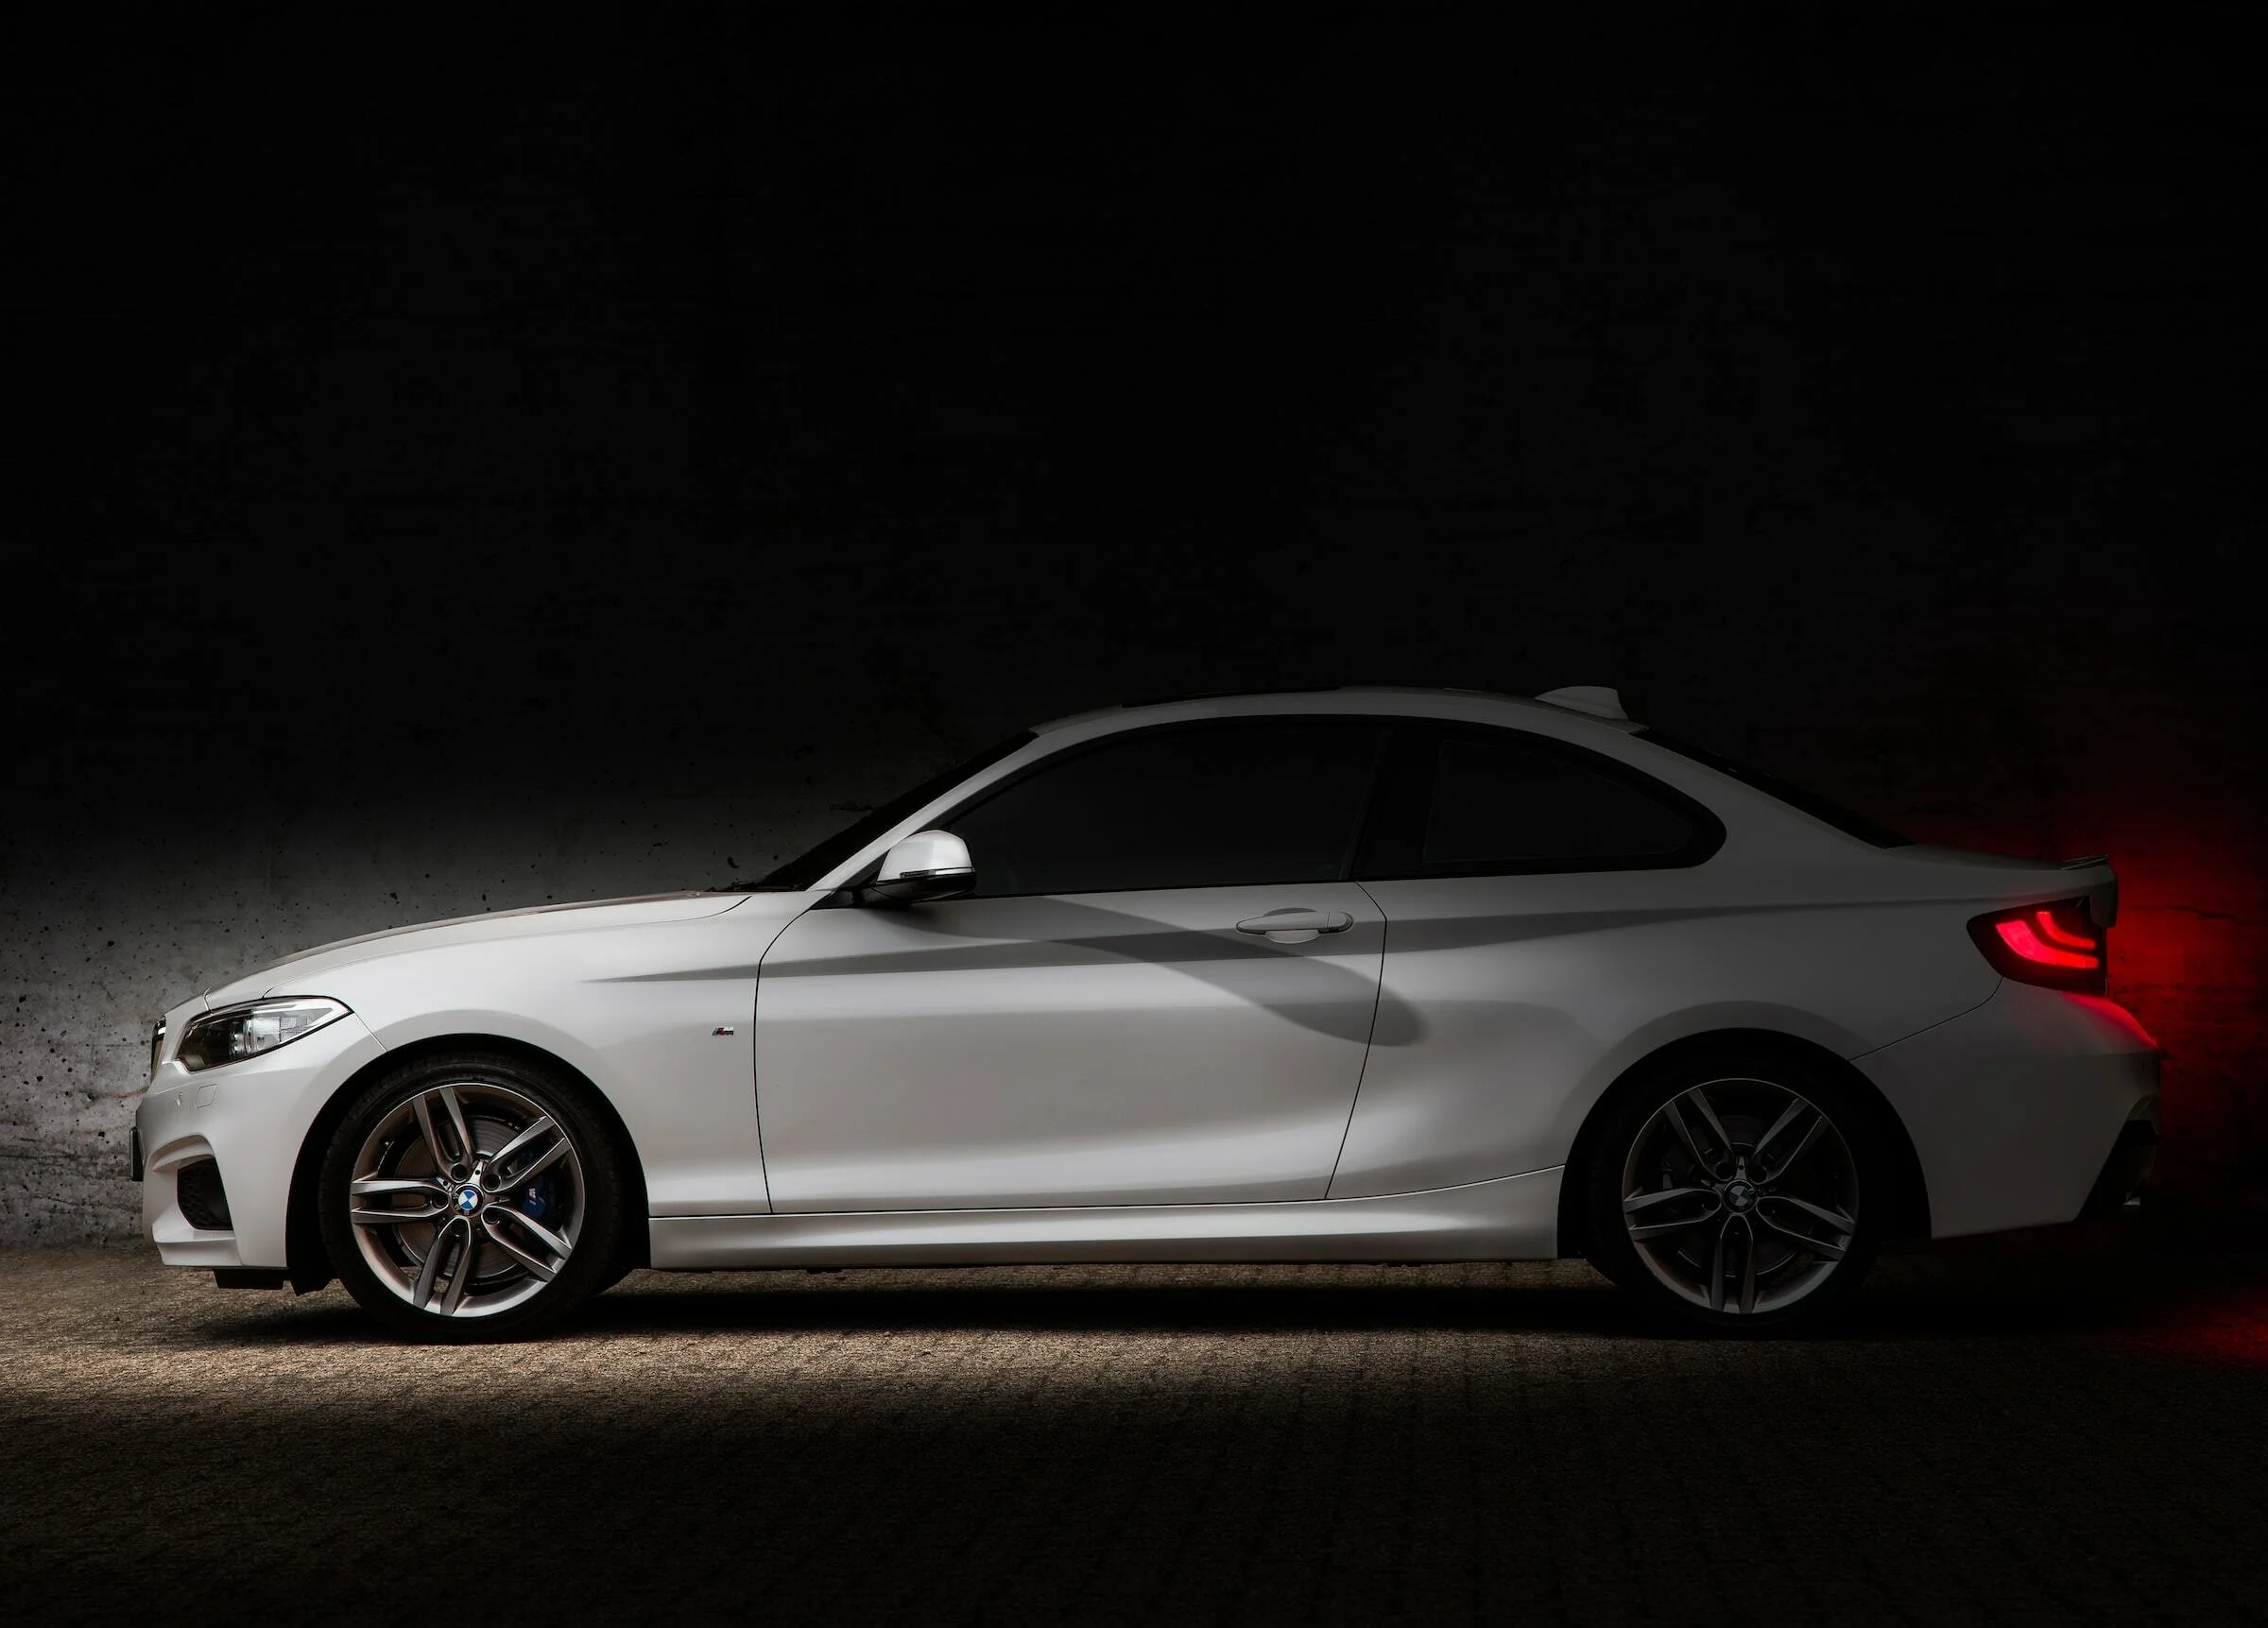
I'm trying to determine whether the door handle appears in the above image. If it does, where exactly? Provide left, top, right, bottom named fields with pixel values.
left=1235, top=909, right=1355, bottom=943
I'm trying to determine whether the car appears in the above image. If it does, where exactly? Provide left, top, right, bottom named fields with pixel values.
left=132, top=685, right=2160, bottom=1341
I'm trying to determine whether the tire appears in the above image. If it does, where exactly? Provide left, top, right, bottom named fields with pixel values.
left=1583, top=1050, right=1883, bottom=1333
left=318, top=1050, right=627, bottom=1344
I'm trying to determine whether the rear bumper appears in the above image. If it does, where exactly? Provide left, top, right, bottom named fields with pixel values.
left=1856, top=982, right=2159, bottom=1239
left=2078, top=1105, right=2159, bottom=1220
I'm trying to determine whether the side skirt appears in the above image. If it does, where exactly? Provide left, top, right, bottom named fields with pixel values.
left=648, top=1167, right=1563, bottom=1270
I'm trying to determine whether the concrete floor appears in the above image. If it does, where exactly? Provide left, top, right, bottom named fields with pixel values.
left=5, top=1247, right=2266, bottom=1624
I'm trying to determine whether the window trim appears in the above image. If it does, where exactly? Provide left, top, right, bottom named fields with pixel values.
left=1352, top=721, right=1726, bottom=881
left=855, top=714, right=1397, bottom=900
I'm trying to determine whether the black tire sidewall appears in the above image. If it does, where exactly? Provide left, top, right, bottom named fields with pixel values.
left=1585, top=1051, right=1884, bottom=1334
left=318, top=1050, right=626, bottom=1344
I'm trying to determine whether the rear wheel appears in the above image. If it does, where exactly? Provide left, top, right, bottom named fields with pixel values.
left=318, top=1051, right=626, bottom=1343
left=1584, top=1054, right=1881, bottom=1331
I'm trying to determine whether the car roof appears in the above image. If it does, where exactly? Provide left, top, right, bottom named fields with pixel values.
left=1034, top=685, right=1647, bottom=736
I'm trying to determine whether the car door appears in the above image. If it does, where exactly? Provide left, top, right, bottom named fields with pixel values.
left=1329, top=722, right=1726, bottom=1198
left=753, top=717, right=1392, bottom=1211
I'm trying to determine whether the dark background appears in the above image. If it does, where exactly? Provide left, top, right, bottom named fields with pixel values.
left=5, top=9, right=2261, bottom=1239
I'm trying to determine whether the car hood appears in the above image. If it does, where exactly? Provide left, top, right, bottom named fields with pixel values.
left=197, top=891, right=759, bottom=1008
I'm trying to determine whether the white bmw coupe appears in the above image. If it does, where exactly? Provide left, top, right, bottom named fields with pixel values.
left=134, top=687, right=2158, bottom=1340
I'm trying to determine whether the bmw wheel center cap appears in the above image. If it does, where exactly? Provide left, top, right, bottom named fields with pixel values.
left=457, top=1185, right=481, bottom=1214
left=1726, top=1181, right=1756, bottom=1211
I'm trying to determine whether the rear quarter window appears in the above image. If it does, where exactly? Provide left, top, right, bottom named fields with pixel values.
left=1360, top=725, right=1724, bottom=878
left=1635, top=729, right=1912, bottom=848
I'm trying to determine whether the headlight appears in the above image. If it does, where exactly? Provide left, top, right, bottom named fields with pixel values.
left=177, top=998, right=351, bottom=1071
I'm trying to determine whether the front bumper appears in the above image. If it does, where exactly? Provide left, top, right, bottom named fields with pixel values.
left=134, top=1011, right=387, bottom=1269
left=1857, top=981, right=2160, bottom=1239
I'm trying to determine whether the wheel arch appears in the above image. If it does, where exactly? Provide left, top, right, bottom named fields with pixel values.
left=285, top=1032, right=652, bottom=1293
left=1554, top=1027, right=1930, bottom=1259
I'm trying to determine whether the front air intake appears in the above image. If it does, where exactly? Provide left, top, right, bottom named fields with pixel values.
left=176, top=1158, right=232, bottom=1231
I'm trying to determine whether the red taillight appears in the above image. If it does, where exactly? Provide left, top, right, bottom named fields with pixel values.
left=1968, top=900, right=2107, bottom=993
left=2030, top=912, right=2096, bottom=951
left=1995, top=917, right=2096, bottom=967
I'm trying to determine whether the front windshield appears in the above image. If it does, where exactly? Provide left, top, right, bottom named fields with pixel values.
left=722, top=731, right=1036, bottom=891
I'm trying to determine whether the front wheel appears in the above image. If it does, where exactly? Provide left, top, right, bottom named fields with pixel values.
left=1584, top=1054, right=1881, bottom=1332
left=318, top=1052, right=627, bottom=1343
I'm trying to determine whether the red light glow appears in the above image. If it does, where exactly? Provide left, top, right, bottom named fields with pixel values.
left=1995, top=917, right=2101, bottom=969
left=2031, top=910, right=2098, bottom=951
left=2064, top=994, right=2159, bottom=1049
left=2115, top=1292, right=2268, bottom=1371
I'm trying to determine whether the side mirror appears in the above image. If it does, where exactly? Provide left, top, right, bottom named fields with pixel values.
left=861, top=829, right=975, bottom=904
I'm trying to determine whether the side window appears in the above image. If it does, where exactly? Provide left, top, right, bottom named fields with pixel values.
left=941, top=720, right=1389, bottom=898
left=1362, top=727, right=1712, bottom=877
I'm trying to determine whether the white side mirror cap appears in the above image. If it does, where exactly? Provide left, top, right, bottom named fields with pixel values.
left=877, top=829, right=972, bottom=883
left=867, top=830, right=975, bottom=902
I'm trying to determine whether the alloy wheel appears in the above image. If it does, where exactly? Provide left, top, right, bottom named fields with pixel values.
left=1619, top=1076, right=1860, bottom=1316
left=346, top=1080, right=586, bottom=1319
